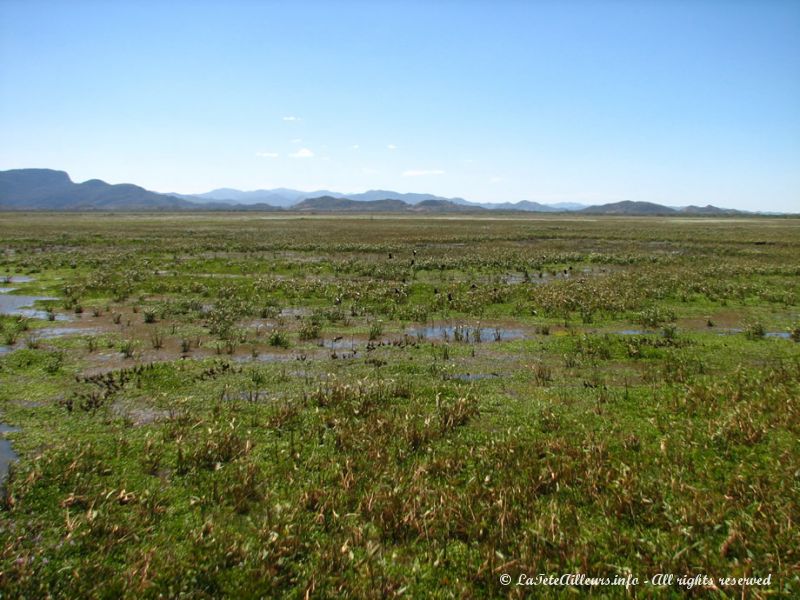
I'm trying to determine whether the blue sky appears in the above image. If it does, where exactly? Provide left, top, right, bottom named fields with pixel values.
left=1, top=0, right=798, bottom=210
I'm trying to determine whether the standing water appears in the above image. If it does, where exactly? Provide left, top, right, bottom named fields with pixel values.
left=0, top=424, right=20, bottom=485
left=0, top=293, right=66, bottom=320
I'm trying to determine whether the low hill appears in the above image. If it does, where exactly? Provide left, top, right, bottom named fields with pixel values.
left=580, top=200, right=677, bottom=215
left=680, top=204, right=741, bottom=215
left=294, top=196, right=409, bottom=212
left=580, top=201, right=743, bottom=216
left=413, top=199, right=487, bottom=212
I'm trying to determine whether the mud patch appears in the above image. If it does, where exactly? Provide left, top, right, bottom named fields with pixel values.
left=280, top=307, right=311, bottom=318
left=111, top=403, right=170, bottom=426
left=35, top=326, right=103, bottom=339
left=233, top=352, right=296, bottom=363
left=320, top=336, right=361, bottom=350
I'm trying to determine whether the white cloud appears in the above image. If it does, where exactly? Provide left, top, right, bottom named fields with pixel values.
left=282, top=116, right=301, bottom=121
left=387, top=144, right=397, bottom=150
left=403, top=169, right=445, bottom=177
left=352, top=144, right=360, bottom=150
left=256, top=152, right=279, bottom=158
left=291, top=138, right=303, bottom=144
left=289, top=147, right=314, bottom=158
left=361, top=167, right=380, bottom=174
left=489, top=176, right=503, bottom=183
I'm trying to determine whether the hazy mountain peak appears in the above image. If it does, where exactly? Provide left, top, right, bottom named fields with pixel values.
left=0, top=168, right=192, bottom=210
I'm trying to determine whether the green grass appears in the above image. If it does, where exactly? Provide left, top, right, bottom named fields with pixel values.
left=0, top=213, right=798, bottom=597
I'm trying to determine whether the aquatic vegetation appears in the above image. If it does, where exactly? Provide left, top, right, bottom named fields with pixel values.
left=744, top=320, right=766, bottom=340
left=0, top=213, right=798, bottom=597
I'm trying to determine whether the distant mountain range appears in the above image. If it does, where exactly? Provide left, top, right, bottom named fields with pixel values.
left=0, top=168, right=768, bottom=215
left=169, top=187, right=472, bottom=208
left=171, top=187, right=339, bottom=208
left=293, top=196, right=486, bottom=213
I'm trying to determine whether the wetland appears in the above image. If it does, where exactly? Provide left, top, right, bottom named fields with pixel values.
left=0, top=212, right=798, bottom=597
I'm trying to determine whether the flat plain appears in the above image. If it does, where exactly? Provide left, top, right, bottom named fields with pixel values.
left=0, top=212, right=798, bottom=597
